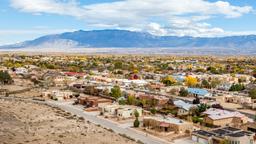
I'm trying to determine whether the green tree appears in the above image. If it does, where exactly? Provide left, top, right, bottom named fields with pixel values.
left=201, top=79, right=210, bottom=88
left=0, top=71, right=12, bottom=85
left=150, top=108, right=157, bottom=115
left=133, top=118, right=140, bottom=127
left=118, top=99, right=126, bottom=105
left=110, top=85, right=122, bottom=99
left=229, top=83, right=245, bottom=91
left=196, top=104, right=209, bottom=116
left=179, top=87, right=189, bottom=97
left=127, top=95, right=136, bottom=105
left=133, top=110, right=140, bottom=128
left=249, top=89, right=256, bottom=99
left=134, top=110, right=139, bottom=118
left=114, top=61, right=123, bottom=69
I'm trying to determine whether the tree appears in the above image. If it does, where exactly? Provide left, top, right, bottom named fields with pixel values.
left=253, top=69, right=256, bottom=78
left=201, top=79, right=210, bottom=89
left=133, top=110, right=140, bottom=127
left=179, top=87, right=189, bottom=97
left=192, top=97, right=200, bottom=104
left=161, top=76, right=177, bottom=86
left=118, top=99, right=126, bottom=105
left=134, top=110, right=139, bottom=118
left=127, top=95, right=136, bottom=105
left=150, top=108, right=157, bottom=115
left=249, top=89, right=256, bottom=99
left=133, top=118, right=140, bottom=127
left=185, top=76, right=198, bottom=87
left=0, top=71, right=12, bottom=85
left=114, top=61, right=123, bottom=69
left=196, top=104, right=209, bottom=116
left=229, top=83, right=245, bottom=91
left=110, top=85, right=122, bottom=99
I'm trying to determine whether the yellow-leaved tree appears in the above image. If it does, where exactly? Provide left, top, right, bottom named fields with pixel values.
left=185, top=76, right=198, bottom=87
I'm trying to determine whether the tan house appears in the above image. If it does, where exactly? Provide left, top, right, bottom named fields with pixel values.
left=225, top=95, right=252, bottom=105
left=203, top=108, right=250, bottom=127
left=99, top=104, right=143, bottom=120
left=143, top=115, right=193, bottom=134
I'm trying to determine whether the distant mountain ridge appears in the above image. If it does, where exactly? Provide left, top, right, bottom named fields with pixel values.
left=2, top=29, right=256, bottom=49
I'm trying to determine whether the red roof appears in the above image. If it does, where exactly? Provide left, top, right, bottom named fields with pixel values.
left=159, top=122, right=169, bottom=127
left=64, top=72, right=85, bottom=76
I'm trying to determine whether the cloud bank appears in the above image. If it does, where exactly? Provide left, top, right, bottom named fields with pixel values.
left=10, top=0, right=253, bottom=37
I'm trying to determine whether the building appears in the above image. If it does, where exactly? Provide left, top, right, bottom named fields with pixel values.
left=225, top=95, right=252, bottom=105
left=203, top=108, right=250, bottom=127
left=43, top=90, right=73, bottom=101
left=192, top=127, right=255, bottom=144
left=188, top=88, right=212, bottom=98
left=242, top=122, right=256, bottom=133
left=77, top=95, right=112, bottom=108
left=136, top=93, right=169, bottom=107
left=99, top=104, right=143, bottom=119
left=173, top=100, right=194, bottom=116
left=143, top=115, right=193, bottom=134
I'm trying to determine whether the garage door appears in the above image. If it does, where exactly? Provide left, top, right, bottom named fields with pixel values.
left=192, top=136, right=198, bottom=142
left=198, top=138, right=208, bottom=144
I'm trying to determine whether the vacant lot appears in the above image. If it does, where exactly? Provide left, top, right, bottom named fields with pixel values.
left=0, top=99, right=137, bottom=144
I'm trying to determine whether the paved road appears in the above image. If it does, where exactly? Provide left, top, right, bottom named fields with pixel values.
left=47, top=101, right=171, bottom=144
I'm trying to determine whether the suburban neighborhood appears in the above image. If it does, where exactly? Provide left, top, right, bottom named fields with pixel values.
left=1, top=54, right=256, bottom=144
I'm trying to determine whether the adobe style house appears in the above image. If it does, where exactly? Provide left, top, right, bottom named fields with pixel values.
left=225, top=95, right=252, bottom=105
left=43, top=90, right=73, bottom=101
left=77, top=95, right=112, bottom=108
left=99, top=104, right=143, bottom=120
left=192, top=127, right=255, bottom=144
left=136, top=93, right=169, bottom=108
left=203, top=108, right=250, bottom=127
left=143, top=115, right=193, bottom=134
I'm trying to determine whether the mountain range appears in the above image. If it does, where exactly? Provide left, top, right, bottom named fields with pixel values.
left=1, top=29, right=256, bottom=49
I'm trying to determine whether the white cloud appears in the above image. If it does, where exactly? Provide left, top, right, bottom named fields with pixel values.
left=9, top=0, right=254, bottom=37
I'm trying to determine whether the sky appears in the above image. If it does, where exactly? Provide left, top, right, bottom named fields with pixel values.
left=0, top=0, right=256, bottom=45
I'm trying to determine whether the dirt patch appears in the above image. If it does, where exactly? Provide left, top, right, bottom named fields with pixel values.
left=0, top=99, right=137, bottom=144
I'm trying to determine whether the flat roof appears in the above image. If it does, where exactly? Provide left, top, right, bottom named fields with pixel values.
left=144, top=115, right=189, bottom=125
left=193, top=130, right=215, bottom=137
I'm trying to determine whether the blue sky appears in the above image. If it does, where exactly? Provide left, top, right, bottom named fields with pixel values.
left=0, top=0, right=256, bottom=45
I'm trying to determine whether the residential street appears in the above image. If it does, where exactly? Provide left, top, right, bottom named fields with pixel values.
left=47, top=100, right=171, bottom=144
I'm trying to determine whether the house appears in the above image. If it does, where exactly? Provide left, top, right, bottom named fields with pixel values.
left=225, top=95, right=252, bottom=105
left=136, top=93, right=169, bottom=107
left=99, top=104, right=143, bottom=119
left=15, top=67, right=28, bottom=75
left=54, top=75, right=77, bottom=87
left=192, top=127, right=255, bottom=144
left=143, top=115, right=193, bottom=134
left=77, top=95, right=113, bottom=108
left=116, top=106, right=143, bottom=119
left=203, top=108, right=250, bottom=127
left=188, top=88, right=212, bottom=98
left=43, top=90, right=73, bottom=101
left=174, top=100, right=194, bottom=116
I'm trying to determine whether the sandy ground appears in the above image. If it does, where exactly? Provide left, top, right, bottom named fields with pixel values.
left=0, top=99, right=138, bottom=144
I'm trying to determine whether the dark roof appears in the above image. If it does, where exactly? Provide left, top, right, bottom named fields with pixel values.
left=222, top=127, right=241, bottom=132
left=193, top=127, right=254, bottom=138
left=193, top=130, right=215, bottom=137
left=227, top=131, right=253, bottom=137
left=212, top=129, right=231, bottom=136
